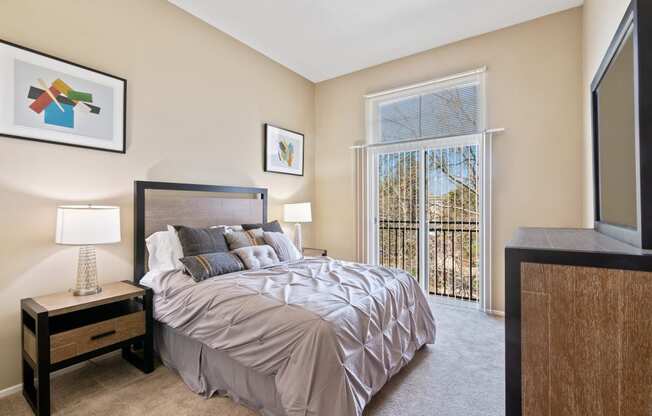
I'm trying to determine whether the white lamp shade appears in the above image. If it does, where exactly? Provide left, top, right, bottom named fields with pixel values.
left=55, top=205, right=121, bottom=245
left=284, top=202, right=312, bottom=223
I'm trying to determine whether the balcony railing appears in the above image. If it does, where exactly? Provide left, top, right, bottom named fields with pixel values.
left=378, top=219, right=479, bottom=302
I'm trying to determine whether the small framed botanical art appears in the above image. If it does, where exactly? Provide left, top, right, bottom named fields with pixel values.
left=264, top=124, right=304, bottom=176
left=0, top=39, right=126, bottom=153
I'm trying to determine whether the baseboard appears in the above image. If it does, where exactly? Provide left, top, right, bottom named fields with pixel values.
left=0, top=350, right=121, bottom=399
left=0, top=382, right=21, bottom=399
left=487, top=309, right=505, bottom=317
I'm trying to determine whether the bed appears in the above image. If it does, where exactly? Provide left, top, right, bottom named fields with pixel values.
left=133, top=181, right=436, bottom=416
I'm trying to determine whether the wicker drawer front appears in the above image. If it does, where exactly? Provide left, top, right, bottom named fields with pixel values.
left=50, top=311, right=145, bottom=363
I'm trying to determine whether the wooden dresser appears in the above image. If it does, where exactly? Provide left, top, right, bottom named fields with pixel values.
left=505, top=228, right=652, bottom=416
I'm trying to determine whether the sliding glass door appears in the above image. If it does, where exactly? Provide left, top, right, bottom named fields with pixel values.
left=371, top=135, right=482, bottom=304
left=426, top=141, right=480, bottom=301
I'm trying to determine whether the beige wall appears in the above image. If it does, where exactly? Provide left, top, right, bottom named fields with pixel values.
left=0, top=0, right=314, bottom=391
left=581, top=0, right=631, bottom=226
left=314, top=8, right=584, bottom=313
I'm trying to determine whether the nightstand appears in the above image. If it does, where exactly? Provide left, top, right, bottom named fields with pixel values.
left=303, top=247, right=328, bottom=257
left=20, top=281, right=153, bottom=416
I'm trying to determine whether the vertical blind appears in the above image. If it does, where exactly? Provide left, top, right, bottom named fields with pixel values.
left=426, top=144, right=480, bottom=301
left=376, top=150, right=420, bottom=279
left=374, top=142, right=480, bottom=301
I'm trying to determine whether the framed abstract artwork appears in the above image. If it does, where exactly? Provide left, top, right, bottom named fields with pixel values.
left=264, top=124, right=304, bottom=176
left=0, top=39, right=126, bottom=153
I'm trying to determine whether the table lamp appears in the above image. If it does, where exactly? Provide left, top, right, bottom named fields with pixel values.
left=55, top=205, right=121, bottom=296
left=283, top=202, right=312, bottom=251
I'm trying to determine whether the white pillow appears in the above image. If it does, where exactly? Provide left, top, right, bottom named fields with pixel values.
left=166, top=225, right=185, bottom=263
left=139, top=269, right=166, bottom=288
left=146, top=229, right=184, bottom=271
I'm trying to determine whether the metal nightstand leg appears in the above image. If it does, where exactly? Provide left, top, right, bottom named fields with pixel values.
left=22, top=306, right=51, bottom=416
left=121, top=288, right=154, bottom=374
left=143, top=288, right=154, bottom=373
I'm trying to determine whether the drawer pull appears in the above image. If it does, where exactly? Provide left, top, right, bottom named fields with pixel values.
left=90, top=330, right=116, bottom=341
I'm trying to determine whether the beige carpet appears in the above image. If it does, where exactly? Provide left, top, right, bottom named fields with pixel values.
left=0, top=299, right=504, bottom=416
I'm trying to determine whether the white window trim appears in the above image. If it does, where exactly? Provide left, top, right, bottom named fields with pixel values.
left=480, top=131, right=493, bottom=314
left=364, top=68, right=493, bottom=312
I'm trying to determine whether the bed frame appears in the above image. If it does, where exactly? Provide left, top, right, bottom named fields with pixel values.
left=133, top=180, right=268, bottom=284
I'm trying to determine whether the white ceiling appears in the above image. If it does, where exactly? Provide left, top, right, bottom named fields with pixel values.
left=169, top=0, right=583, bottom=83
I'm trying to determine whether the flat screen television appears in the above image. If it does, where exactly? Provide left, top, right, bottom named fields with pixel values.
left=592, top=0, right=652, bottom=248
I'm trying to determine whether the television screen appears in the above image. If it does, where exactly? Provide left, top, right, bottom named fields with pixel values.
left=596, top=27, right=637, bottom=228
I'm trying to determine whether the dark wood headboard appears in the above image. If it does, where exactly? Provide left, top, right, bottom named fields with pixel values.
left=133, top=181, right=268, bottom=283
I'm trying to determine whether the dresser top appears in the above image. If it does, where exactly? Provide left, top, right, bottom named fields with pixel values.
left=507, top=228, right=652, bottom=256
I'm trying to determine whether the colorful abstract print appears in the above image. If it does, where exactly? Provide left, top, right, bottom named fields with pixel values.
left=278, top=139, right=295, bottom=167
left=27, top=78, right=100, bottom=129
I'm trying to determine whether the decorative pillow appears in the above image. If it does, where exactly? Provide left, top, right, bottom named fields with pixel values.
left=146, top=230, right=183, bottom=271
left=211, top=224, right=243, bottom=233
left=232, top=245, right=280, bottom=270
left=263, top=231, right=302, bottom=262
left=241, top=220, right=283, bottom=233
left=173, top=225, right=229, bottom=257
left=246, top=228, right=265, bottom=245
left=179, top=252, right=244, bottom=282
left=225, top=228, right=264, bottom=250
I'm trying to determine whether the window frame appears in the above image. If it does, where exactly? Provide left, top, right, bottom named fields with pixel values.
left=365, top=67, right=486, bottom=145
left=362, top=67, right=493, bottom=312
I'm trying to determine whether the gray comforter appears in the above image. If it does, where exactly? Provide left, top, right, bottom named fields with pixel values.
left=151, top=257, right=436, bottom=416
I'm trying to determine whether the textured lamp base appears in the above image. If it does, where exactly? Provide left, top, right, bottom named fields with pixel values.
left=71, top=245, right=102, bottom=296
left=293, top=223, right=303, bottom=252
left=72, top=286, right=102, bottom=296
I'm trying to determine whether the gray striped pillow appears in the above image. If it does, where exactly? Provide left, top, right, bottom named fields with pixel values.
left=179, top=252, right=244, bottom=282
left=263, top=232, right=302, bottom=262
